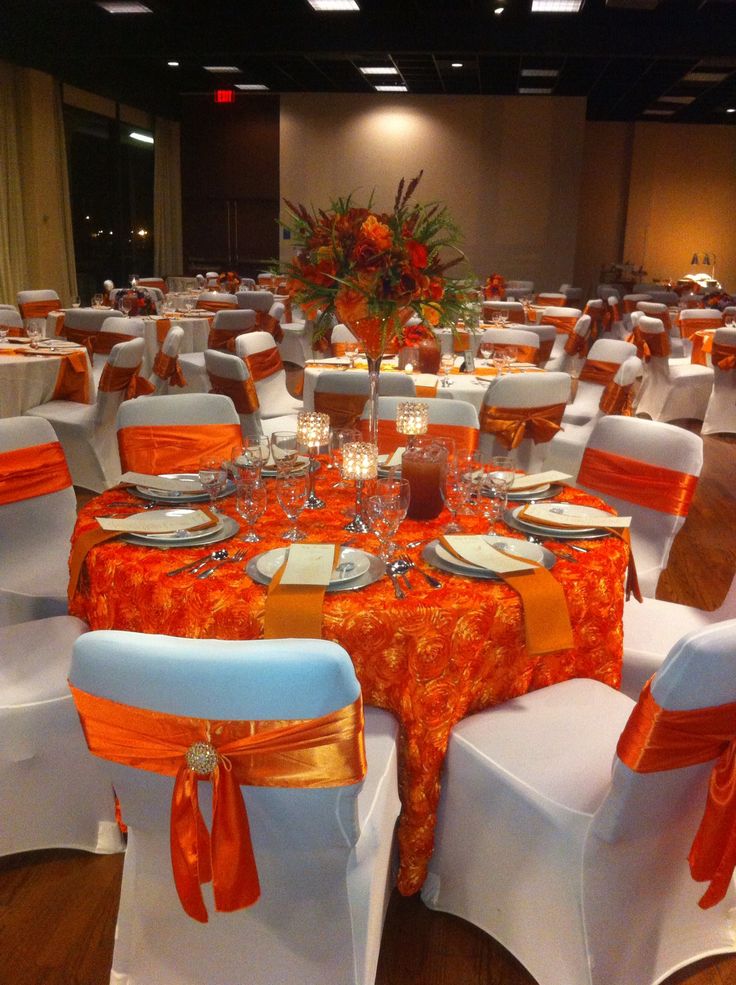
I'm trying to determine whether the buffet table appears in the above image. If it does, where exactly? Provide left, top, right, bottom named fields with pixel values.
left=70, top=479, right=628, bottom=895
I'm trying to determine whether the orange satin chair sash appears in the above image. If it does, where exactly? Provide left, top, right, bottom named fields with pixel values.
left=535, top=295, right=565, bottom=308
left=254, top=311, right=284, bottom=343
left=541, top=314, right=576, bottom=336
left=578, top=359, right=619, bottom=385
left=0, top=322, right=26, bottom=337
left=152, top=351, right=186, bottom=387
left=208, top=372, right=260, bottom=414
left=599, top=381, right=634, bottom=416
left=98, top=362, right=155, bottom=399
left=118, top=423, right=243, bottom=474
left=19, top=299, right=58, bottom=319
left=623, top=298, right=639, bottom=314
left=95, top=330, right=136, bottom=354
left=51, top=313, right=66, bottom=336
left=69, top=684, right=366, bottom=923
left=362, top=418, right=479, bottom=456
left=245, top=347, right=284, bottom=382
left=617, top=679, right=736, bottom=909
left=207, top=327, right=240, bottom=352
left=712, top=341, right=736, bottom=372
left=314, top=391, right=367, bottom=430
left=479, top=402, right=566, bottom=449
left=537, top=337, right=554, bottom=364
left=51, top=350, right=91, bottom=404
left=494, top=342, right=537, bottom=364
left=564, top=330, right=588, bottom=357
left=0, top=441, right=71, bottom=505
left=577, top=447, right=697, bottom=516
left=62, top=327, right=96, bottom=356
left=690, top=331, right=714, bottom=366
left=638, top=330, right=671, bottom=360
left=198, top=300, right=236, bottom=313
left=156, top=319, right=172, bottom=344
left=680, top=316, right=723, bottom=340
left=584, top=303, right=611, bottom=337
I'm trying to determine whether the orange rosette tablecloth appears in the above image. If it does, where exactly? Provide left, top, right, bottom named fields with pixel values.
left=69, top=479, right=628, bottom=896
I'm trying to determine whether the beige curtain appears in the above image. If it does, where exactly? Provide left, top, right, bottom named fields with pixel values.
left=48, top=78, right=78, bottom=304
left=153, top=117, right=183, bottom=277
left=0, top=61, right=29, bottom=304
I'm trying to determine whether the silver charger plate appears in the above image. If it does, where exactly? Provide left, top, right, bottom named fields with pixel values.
left=506, top=483, right=562, bottom=503
left=131, top=472, right=236, bottom=503
left=504, top=506, right=611, bottom=540
left=246, top=549, right=385, bottom=593
left=422, top=538, right=556, bottom=581
left=121, top=515, right=240, bottom=549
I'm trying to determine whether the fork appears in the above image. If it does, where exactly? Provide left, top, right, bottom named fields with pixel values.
left=196, top=549, right=247, bottom=579
left=395, top=554, right=443, bottom=589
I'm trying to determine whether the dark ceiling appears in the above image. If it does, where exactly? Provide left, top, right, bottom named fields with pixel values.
left=4, top=0, right=736, bottom=123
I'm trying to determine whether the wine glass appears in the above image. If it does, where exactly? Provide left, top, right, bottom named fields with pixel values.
left=366, top=478, right=410, bottom=561
left=233, top=436, right=270, bottom=476
left=441, top=468, right=472, bottom=533
left=236, top=481, right=268, bottom=542
left=275, top=470, right=308, bottom=541
left=490, top=455, right=516, bottom=496
left=198, top=458, right=228, bottom=512
left=439, top=352, right=455, bottom=387
left=479, top=342, right=495, bottom=363
left=479, top=470, right=507, bottom=535
left=71, top=295, right=81, bottom=308
left=27, top=326, right=42, bottom=349
left=270, top=431, right=300, bottom=474
left=91, top=293, right=103, bottom=308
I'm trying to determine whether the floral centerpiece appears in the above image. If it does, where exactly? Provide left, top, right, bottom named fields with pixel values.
left=280, top=171, right=471, bottom=440
left=483, top=273, right=506, bottom=300
left=112, top=288, right=157, bottom=316
left=217, top=271, right=241, bottom=294
left=702, top=291, right=736, bottom=312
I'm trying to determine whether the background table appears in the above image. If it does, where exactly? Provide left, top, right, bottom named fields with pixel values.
left=70, top=480, right=628, bottom=895
left=0, top=346, right=94, bottom=417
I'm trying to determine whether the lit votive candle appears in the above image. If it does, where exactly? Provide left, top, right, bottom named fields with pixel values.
left=404, top=362, right=414, bottom=374
left=396, top=401, right=429, bottom=436
left=296, top=411, right=330, bottom=450
left=341, top=442, right=378, bottom=481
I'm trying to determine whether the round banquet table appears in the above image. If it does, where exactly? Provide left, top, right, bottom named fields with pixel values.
left=70, top=478, right=628, bottom=896
left=0, top=345, right=94, bottom=418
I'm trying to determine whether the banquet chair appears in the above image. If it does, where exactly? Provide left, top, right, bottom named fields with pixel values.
left=635, top=301, right=687, bottom=358
left=576, top=415, right=703, bottom=597
left=236, top=289, right=275, bottom=313
left=0, top=615, right=123, bottom=858
left=545, top=314, right=592, bottom=372
left=195, top=273, right=206, bottom=289
left=622, top=292, right=652, bottom=316
left=562, top=338, right=637, bottom=425
left=69, top=631, right=401, bottom=985
left=196, top=291, right=238, bottom=313
left=177, top=309, right=258, bottom=392
left=55, top=307, right=127, bottom=355
left=621, top=572, right=736, bottom=699
left=25, top=336, right=149, bottom=493
left=0, top=307, right=25, bottom=336
left=633, top=316, right=713, bottom=423
left=89, top=316, right=146, bottom=385
left=679, top=307, right=723, bottom=341
left=541, top=356, right=641, bottom=481
left=204, top=271, right=219, bottom=287
left=481, top=300, right=526, bottom=323
left=137, top=277, right=167, bottom=294
left=204, top=349, right=300, bottom=439
left=647, top=291, right=680, bottom=306
left=313, top=369, right=415, bottom=429
left=478, top=371, right=572, bottom=471
left=116, top=392, right=242, bottom=474
left=535, top=291, right=566, bottom=307
left=504, top=279, right=534, bottom=300
left=701, top=326, right=736, bottom=436
left=17, top=288, right=60, bottom=334
left=518, top=323, right=557, bottom=367
left=596, top=283, right=620, bottom=302
left=422, top=620, right=736, bottom=985
left=539, top=306, right=583, bottom=361
left=236, top=331, right=304, bottom=419
left=359, top=395, right=479, bottom=456
left=331, top=322, right=361, bottom=356
left=0, top=417, right=79, bottom=626
left=477, top=327, right=540, bottom=365
left=148, top=325, right=185, bottom=396
left=559, top=282, right=583, bottom=305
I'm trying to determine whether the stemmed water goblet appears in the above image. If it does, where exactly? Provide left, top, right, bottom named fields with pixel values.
left=441, top=468, right=472, bottom=534
left=328, top=427, right=360, bottom=485
left=439, top=352, right=455, bottom=387
left=27, top=326, right=43, bottom=349
left=236, top=481, right=268, bottom=542
left=366, top=478, right=410, bottom=561
left=270, top=431, right=301, bottom=474
left=198, top=458, right=228, bottom=513
left=275, top=470, right=308, bottom=541
left=478, top=470, right=507, bottom=535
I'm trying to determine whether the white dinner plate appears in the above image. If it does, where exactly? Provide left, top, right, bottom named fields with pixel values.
left=435, top=537, right=545, bottom=572
left=135, top=473, right=235, bottom=502
left=507, top=503, right=613, bottom=539
left=255, top=546, right=371, bottom=584
left=424, top=537, right=555, bottom=580
left=129, top=508, right=224, bottom=543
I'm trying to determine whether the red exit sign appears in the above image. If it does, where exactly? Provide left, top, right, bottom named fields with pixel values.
left=214, top=89, right=234, bottom=104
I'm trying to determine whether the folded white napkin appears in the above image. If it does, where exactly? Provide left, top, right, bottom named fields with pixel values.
left=442, top=535, right=535, bottom=573
left=510, top=470, right=572, bottom=491
left=521, top=504, right=631, bottom=528
left=280, top=544, right=336, bottom=585
left=97, top=509, right=213, bottom=533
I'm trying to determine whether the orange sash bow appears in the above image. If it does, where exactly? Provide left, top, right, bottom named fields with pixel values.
left=537, top=337, right=554, bottom=364
left=599, top=381, right=634, bottom=416
left=541, top=314, right=577, bottom=336
left=255, top=311, right=283, bottom=344
left=314, top=391, right=367, bottom=430
left=564, top=330, right=588, bottom=357
left=584, top=303, right=612, bottom=338
left=578, top=359, right=619, bottom=385
left=152, top=350, right=186, bottom=388
left=69, top=685, right=366, bottom=922
left=61, top=327, right=95, bottom=357
left=479, top=402, right=566, bottom=449
left=117, top=423, right=243, bottom=473
left=207, top=327, right=241, bottom=352
left=0, top=441, right=71, bottom=505
left=712, top=341, right=736, bottom=371
left=19, top=299, right=58, bottom=319
left=362, top=418, right=479, bottom=456
left=634, top=329, right=671, bottom=361
left=680, top=316, right=722, bottom=340
left=617, top=679, right=736, bottom=909
left=690, top=330, right=715, bottom=366
left=156, top=319, right=172, bottom=344
left=98, top=362, right=155, bottom=399
left=577, top=447, right=697, bottom=516
left=208, top=372, right=260, bottom=414
left=51, top=350, right=91, bottom=404
left=245, top=346, right=284, bottom=382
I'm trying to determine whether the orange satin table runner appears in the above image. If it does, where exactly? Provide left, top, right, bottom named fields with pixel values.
left=314, top=391, right=367, bottom=429
left=98, top=361, right=155, bottom=398
left=439, top=537, right=573, bottom=655
left=117, top=423, right=243, bottom=474
left=479, top=402, right=565, bottom=449
left=152, top=350, right=186, bottom=387
left=69, top=684, right=366, bottom=922
left=578, top=359, right=619, bottom=385
left=245, top=347, right=283, bottom=382
left=577, top=447, right=698, bottom=517
left=617, top=679, right=736, bottom=909
left=208, top=372, right=259, bottom=413
left=263, top=545, right=341, bottom=640
left=712, top=341, right=736, bottom=371
left=0, top=441, right=71, bottom=505
left=51, top=349, right=91, bottom=404
left=363, top=418, right=479, bottom=456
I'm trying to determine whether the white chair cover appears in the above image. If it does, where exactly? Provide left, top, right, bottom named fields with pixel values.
left=562, top=338, right=637, bottom=425
left=636, top=300, right=687, bottom=358
left=69, top=631, right=400, bottom=985
left=178, top=309, right=258, bottom=392
left=481, top=300, right=526, bottom=323
left=423, top=619, right=736, bottom=985
left=204, top=348, right=299, bottom=439
left=701, top=327, right=736, bottom=436
left=148, top=325, right=185, bottom=395
left=633, top=316, right=713, bottom=422
left=26, top=336, right=146, bottom=493
left=17, top=288, right=60, bottom=335
left=545, top=313, right=592, bottom=371
left=197, top=291, right=238, bottom=310
left=477, top=327, right=540, bottom=361
left=235, top=332, right=304, bottom=418
left=236, top=290, right=275, bottom=313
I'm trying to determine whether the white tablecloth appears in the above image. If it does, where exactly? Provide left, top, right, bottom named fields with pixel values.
left=0, top=347, right=95, bottom=418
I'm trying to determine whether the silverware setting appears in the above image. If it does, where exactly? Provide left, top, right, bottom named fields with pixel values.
left=196, top=548, right=247, bottom=579
left=386, top=565, right=406, bottom=599
left=393, top=554, right=443, bottom=589
left=166, top=548, right=228, bottom=576
left=524, top=534, right=579, bottom=563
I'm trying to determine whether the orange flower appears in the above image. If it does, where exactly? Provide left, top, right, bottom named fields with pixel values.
left=360, top=215, right=393, bottom=252
left=420, top=303, right=441, bottom=326
left=406, top=240, right=428, bottom=269
left=335, top=288, right=370, bottom=325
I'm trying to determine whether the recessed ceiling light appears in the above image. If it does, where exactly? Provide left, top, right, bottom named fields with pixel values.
left=96, top=1, right=152, bottom=11
left=235, top=84, right=269, bottom=90
left=203, top=66, right=241, bottom=74
left=657, top=95, right=695, bottom=104
left=451, top=62, right=463, bottom=68
left=643, top=109, right=675, bottom=116
left=375, top=85, right=408, bottom=92
left=360, top=67, right=399, bottom=76
left=518, top=87, right=553, bottom=94
left=531, top=0, right=584, bottom=11
left=684, top=71, right=729, bottom=83
left=494, top=5, right=505, bottom=13
left=308, top=0, right=360, bottom=9
left=129, top=131, right=154, bottom=143
left=521, top=68, right=559, bottom=77
left=167, top=61, right=179, bottom=67
left=727, top=108, right=736, bottom=114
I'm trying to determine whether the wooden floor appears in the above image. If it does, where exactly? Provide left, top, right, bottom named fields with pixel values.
left=2, top=429, right=735, bottom=985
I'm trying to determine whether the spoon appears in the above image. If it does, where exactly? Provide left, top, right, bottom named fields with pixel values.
left=166, top=549, right=228, bottom=576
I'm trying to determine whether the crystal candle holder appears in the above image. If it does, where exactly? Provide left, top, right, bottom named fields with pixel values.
left=341, top=441, right=378, bottom=533
left=297, top=411, right=330, bottom=509
left=396, top=401, right=429, bottom=436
